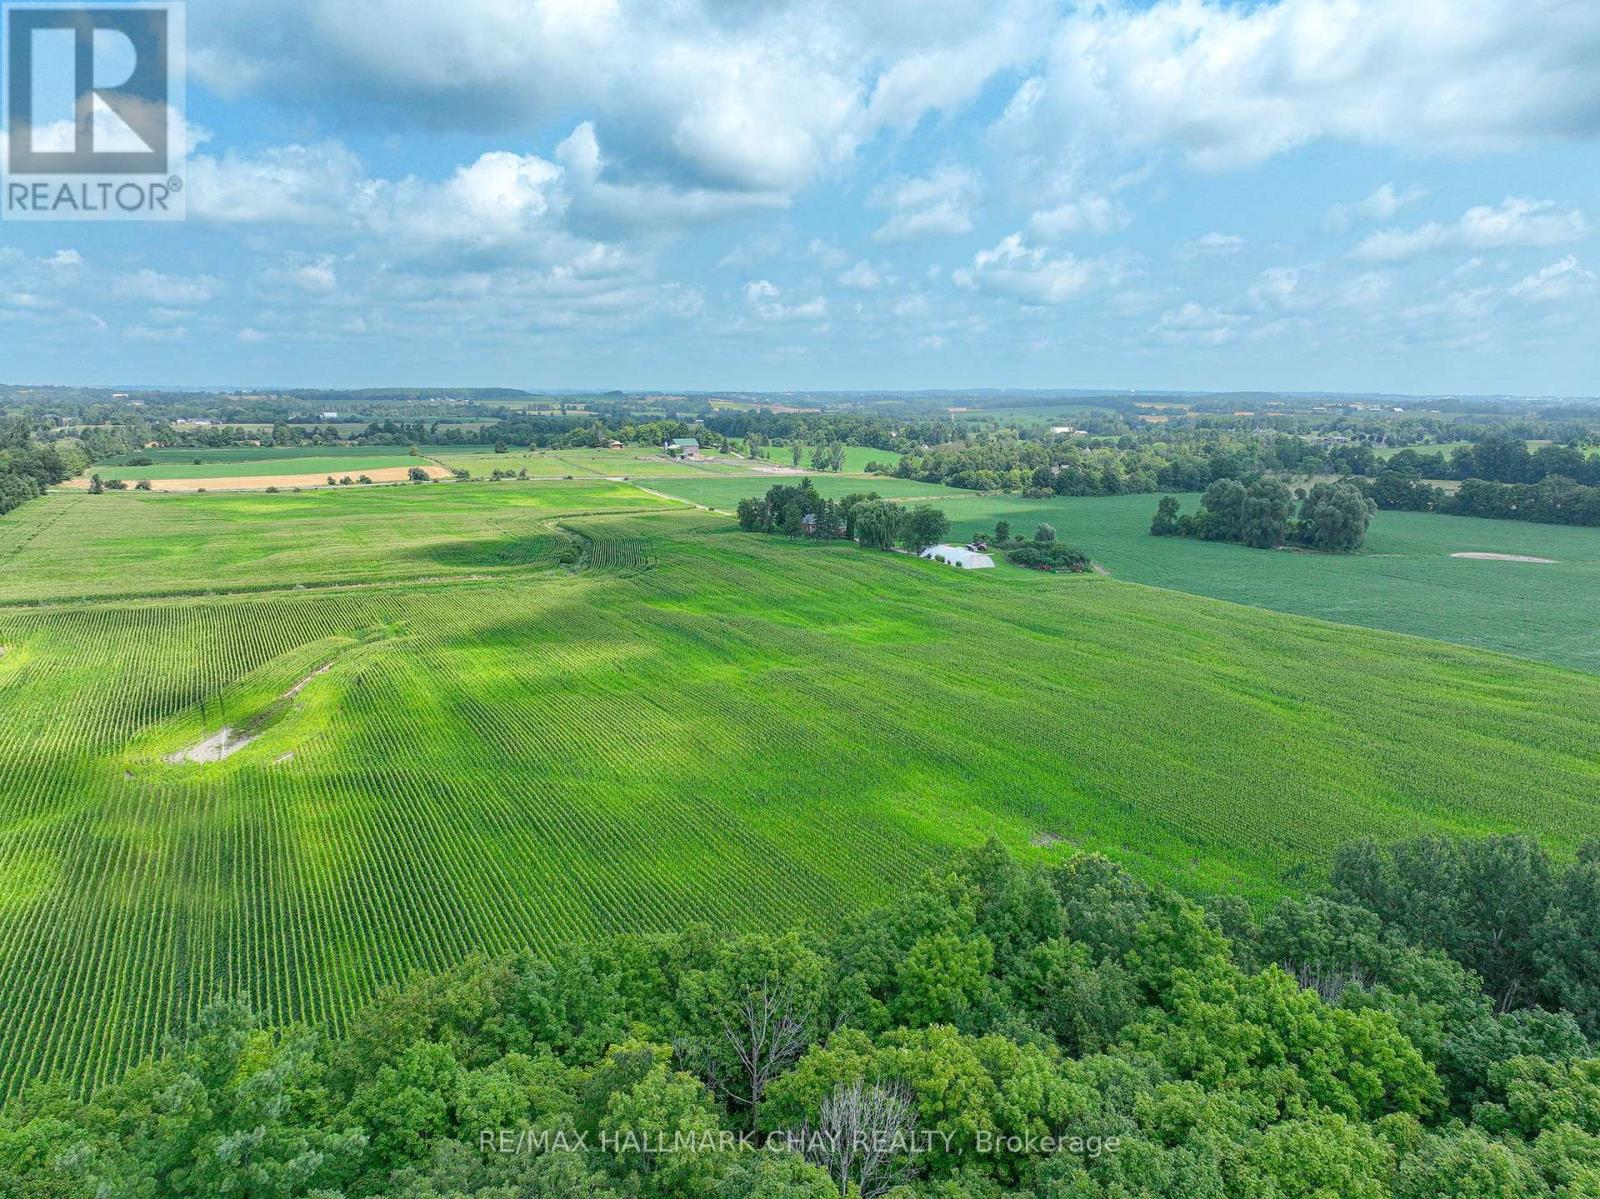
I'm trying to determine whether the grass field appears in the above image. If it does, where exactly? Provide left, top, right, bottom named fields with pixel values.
left=794, top=445, right=900, bottom=472
left=644, top=479, right=1600, bottom=674
left=4, top=485, right=1600, bottom=1095
left=900, top=492, right=1600, bottom=674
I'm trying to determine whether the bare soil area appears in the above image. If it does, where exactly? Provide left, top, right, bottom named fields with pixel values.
left=1451, top=552, right=1557, bottom=564
left=166, top=728, right=258, bottom=764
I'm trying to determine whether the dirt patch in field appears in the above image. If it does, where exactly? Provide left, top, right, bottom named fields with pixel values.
left=166, top=727, right=258, bottom=764
left=1031, top=831, right=1071, bottom=848
left=749, top=465, right=809, bottom=475
left=1451, top=552, right=1556, bottom=564
left=282, top=662, right=334, bottom=699
left=60, top=464, right=452, bottom=492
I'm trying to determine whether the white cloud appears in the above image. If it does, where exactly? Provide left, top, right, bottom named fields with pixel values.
left=1324, top=183, right=1429, bottom=232
left=46, top=249, right=83, bottom=267
left=554, top=122, right=789, bottom=237
left=1152, top=301, right=1246, bottom=346
left=838, top=261, right=884, bottom=290
left=957, top=233, right=1107, bottom=304
left=194, top=1, right=1049, bottom=199
left=1178, top=232, right=1245, bottom=259
left=806, top=238, right=851, bottom=271
left=1248, top=264, right=1392, bottom=313
left=997, top=0, right=1600, bottom=182
left=124, top=323, right=189, bottom=342
left=1027, top=195, right=1130, bottom=239
left=1353, top=197, right=1590, bottom=262
left=871, top=164, right=982, bottom=242
left=1510, top=256, right=1599, bottom=302
left=188, top=142, right=367, bottom=225
left=115, top=269, right=219, bottom=305
left=743, top=279, right=828, bottom=322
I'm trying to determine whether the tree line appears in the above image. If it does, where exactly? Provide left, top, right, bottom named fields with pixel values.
left=0, top=418, right=76, bottom=518
left=1151, top=478, right=1376, bottom=552
left=1366, top=472, right=1600, bottom=528
left=7, top=835, right=1600, bottom=1196
left=736, top=480, right=953, bottom=554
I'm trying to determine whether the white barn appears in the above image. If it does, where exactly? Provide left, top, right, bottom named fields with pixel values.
left=920, top=544, right=995, bottom=570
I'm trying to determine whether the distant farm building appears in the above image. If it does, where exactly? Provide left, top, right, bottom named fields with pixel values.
left=667, top=438, right=701, bottom=457
left=920, top=544, right=995, bottom=570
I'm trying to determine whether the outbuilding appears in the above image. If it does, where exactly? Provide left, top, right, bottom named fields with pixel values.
left=920, top=544, right=995, bottom=569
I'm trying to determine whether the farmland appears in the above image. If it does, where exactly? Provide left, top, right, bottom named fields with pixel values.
left=647, top=480, right=1600, bottom=675
left=427, top=445, right=779, bottom=479
left=89, top=447, right=429, bottom=481
left=0, top=482, right=681, bottom=602
left=4, top=484, right=1600, bottom=1096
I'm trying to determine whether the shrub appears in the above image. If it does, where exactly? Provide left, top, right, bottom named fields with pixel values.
left=1007, top=542, right=1090, bottom=572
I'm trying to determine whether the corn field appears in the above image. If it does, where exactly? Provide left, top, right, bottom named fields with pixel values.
left=2, top=493, right=1599, bottom=1096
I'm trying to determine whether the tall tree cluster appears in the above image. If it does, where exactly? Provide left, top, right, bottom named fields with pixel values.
left=1152, top=478, right=1376, bottom=552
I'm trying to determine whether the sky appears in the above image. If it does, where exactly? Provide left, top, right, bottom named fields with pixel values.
left=2, top=0, right=1599, bottom=394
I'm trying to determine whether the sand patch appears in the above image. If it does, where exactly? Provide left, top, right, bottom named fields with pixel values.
left=1451, top=552, right=1556, bottom=564
left=166, top=727, right=258, bottom=764
left=61, top=464, right=451, bottom=493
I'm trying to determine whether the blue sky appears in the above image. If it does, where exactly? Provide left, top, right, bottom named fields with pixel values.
left=2, top=0, right=1599, bottom=393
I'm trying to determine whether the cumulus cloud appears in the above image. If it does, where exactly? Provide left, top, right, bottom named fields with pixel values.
left=1352, top=197, right=1590, bottom=262
left=992, top=0, right=1600, bottom=195
left=1027, top=195, right=1130, bottom=239
left=1152, top=301, right=1246, bottom=346
left=1248, top=264, right=1392, bottom=313
left=1324, top=183, right=1430, bottom=233
left=188, top=142, right=367, bottom=225
left=743, top=279, right=828, bottom=322
left=838, top=261, right=885, bottom=290
left=193, top=0, right=1048, bottom=198
left=870, top=164, right=982, bottom=242
left=955, top=233, right=1110, bottom=304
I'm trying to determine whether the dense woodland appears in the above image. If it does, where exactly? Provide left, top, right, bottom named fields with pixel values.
left=5, top=837, right=1600, bottom=1197
left=0, top=418, right=78, bottom=517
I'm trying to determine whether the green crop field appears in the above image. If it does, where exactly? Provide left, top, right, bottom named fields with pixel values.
left=4, top=484, right=1600, bottom=1096
left=87, top=448, right=428, bottom=481
left=639, top=472, right=957, bottom=510
left=0, top=483, right=682, bottom=603
left=647, top=481, right=1600, bottom=674
left=428, top=446, right=772, bottom=480
left=99, top=447, right=423, bottom=467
